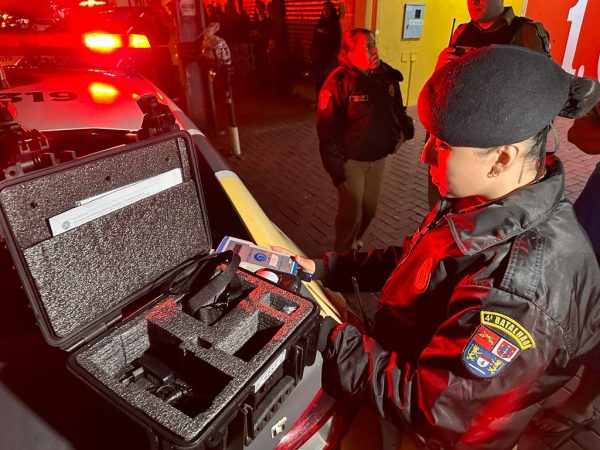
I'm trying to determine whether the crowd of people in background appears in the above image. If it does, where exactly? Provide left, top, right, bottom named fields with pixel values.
left=149, top=0, right=345, bottom=101
left=199, top=1, right=280, bottom=93
left=188, top=0, right=342, bottom=97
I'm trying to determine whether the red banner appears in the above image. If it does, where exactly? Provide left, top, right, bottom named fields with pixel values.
left=526, top=0, right=599, bottom=79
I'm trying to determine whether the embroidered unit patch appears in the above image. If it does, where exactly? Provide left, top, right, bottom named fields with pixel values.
left=319, top=89, right=332, bottom=110
left=481, top=310, right=535, bottom=350
left=463, top=325, right=517, bottom=378
left=349, top=95, right=369, bottom=102
left=462, top=311, right=534, bottom=379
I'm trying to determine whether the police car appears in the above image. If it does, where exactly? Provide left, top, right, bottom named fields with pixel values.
left=0, top=25, right=342, bottom=449
left=0, top=0, right=177, bottom=95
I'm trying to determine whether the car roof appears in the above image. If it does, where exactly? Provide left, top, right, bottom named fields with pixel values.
left=2, top=67, right=168, bottom=132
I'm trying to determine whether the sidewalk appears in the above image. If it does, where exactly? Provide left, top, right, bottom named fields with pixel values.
left=213, top=88, right=596, bottom=258
left=212, top=87, right=600, bottom=449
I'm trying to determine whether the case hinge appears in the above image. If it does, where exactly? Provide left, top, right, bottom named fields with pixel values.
left=67, top=315, right=122, bottom=351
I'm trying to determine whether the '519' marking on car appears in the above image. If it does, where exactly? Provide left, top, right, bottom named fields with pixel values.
left=0, top=92, right=78, bottom=103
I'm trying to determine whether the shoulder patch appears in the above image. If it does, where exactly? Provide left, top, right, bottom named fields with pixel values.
left=530, top=20, right=551, bottom=54
left=518, top=18, right=551, bottom=54
left=318, top=89, right=332, bottom=110
left=481, top=310, right=535, bottom=349
left=462, top=311, right=535, bottom=379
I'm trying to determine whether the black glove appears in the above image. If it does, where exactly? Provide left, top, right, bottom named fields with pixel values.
left=317, top=316, right=338, bottom=354
left=401, top=114, right=415, bottom=141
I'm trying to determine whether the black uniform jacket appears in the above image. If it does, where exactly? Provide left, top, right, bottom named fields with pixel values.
left=316, top=61, right=407, bottom=185
left=315, top=158, right=600, bottom=449
left=309, top=17, right=341, bottom=65
left=452, top=6, right=550, bottom=55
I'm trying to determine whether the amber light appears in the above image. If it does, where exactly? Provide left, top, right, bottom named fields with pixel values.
left=83, top=33, right=123, bottom=53
left=89, top=82, right=120, bottom=103
left=129, top=34, right=151, bottom=49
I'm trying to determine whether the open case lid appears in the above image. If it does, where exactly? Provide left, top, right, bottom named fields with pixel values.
left=0, top=131, right=211, bottom=350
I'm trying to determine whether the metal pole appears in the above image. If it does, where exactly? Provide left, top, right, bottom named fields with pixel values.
left=173, top=0, right=211, bottom=131
left=406, top=57, right=414, bottom=106
left=206, top=71, right=218, bottom=136
left=225, top=67, right=243, bottom=158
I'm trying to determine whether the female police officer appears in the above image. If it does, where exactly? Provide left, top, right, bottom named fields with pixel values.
left=293, top=45, right=600, bottom=448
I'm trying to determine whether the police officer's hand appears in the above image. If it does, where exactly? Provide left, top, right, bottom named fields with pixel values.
left=271, top=246, right=316, bottom=275
left=398, top=133, right=406, bottom=148
left=435, top=47, right=461, bottom=70
left=335, top=181, right=350, bottom=191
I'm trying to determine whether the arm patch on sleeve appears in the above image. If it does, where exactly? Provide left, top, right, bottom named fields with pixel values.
left=463, top=311, right=535, bottom=378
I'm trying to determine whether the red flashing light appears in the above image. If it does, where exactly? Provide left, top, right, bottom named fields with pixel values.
left=129, top=34, right=151, bottom=49
left=84, top=33, right=123, bottom=53
left=79, top=0, right=107, bottom=7
left=83, top=33, right=151, bottom=52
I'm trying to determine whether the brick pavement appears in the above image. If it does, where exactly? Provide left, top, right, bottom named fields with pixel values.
left=212, top=88, right=600, bottom=449
left=214, top=91, right=596, bottom=258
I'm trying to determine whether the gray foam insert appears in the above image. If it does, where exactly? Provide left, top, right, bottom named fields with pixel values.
left=0, top=134, right=209, bottom=339
left=24, top=181, right=207, bottom=337
left=0, top=137, right=192, bottom=249
left=74, top=271, right=316, bottom=442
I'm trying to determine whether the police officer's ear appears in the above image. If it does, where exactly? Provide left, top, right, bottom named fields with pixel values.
left=489, top=143, right=523, bottom=176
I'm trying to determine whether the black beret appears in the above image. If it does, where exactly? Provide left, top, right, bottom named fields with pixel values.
left=418, top=45, right=571, bottom=147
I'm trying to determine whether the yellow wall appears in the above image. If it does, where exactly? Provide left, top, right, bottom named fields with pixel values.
left=372, top=0, right=525, bottom=106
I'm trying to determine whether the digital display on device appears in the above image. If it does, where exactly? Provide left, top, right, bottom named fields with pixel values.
left=216, top=236, right=298, bottom=274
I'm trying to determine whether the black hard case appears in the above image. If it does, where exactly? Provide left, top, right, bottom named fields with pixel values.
left=0, top=131, right=320, bottom=449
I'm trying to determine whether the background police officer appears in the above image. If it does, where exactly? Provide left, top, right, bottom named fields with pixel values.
left=317, top=28, right=413, bottom=253
left=440, top=0, right=550, bottom=66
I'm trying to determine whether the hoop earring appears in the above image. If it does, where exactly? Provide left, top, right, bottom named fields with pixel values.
left=487, top=170, right=499, bottom=178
